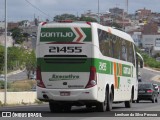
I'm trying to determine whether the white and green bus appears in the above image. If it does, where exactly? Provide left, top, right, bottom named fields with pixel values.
left=36, top=22, right=143, bottom=112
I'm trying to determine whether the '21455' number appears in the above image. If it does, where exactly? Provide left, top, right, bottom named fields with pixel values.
left=49, top=46, right=82, bottom=53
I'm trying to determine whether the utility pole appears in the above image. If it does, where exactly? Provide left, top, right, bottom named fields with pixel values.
left=4, top=0, right=8, bottom=105
left=98, top=0, right=100, bottom=23
left=126, top=0, right=128, bottom=14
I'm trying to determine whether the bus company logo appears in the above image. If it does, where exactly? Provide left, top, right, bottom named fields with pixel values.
left=49, top=74, right=79, bottom=81
left=99, top=62, right=107, bottom=71
left=41, top=32, right=74, bottom=38
left=123, top=67, right=131, bottom=75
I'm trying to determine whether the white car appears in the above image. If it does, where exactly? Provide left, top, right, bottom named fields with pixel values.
left=29, top=74, right=36, bottom=80
left=0, top=74, right=5, bottom=81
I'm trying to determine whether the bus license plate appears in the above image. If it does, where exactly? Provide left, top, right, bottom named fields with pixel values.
left=60, top=91, right=70, bottom=96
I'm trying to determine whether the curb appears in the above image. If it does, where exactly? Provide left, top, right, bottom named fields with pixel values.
left=7, top=69, right=25, bottom=77
left=143, top=67, right=160, bottom=73
left=151, top=75, right=160, bottom=83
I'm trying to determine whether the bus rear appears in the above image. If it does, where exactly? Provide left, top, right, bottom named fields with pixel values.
left=36, top=22, right=98, bottom=104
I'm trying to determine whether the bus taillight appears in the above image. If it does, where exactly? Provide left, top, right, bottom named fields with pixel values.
left=36, top=66, right=46, bottom=88
left=85, top=66, right=97, bottom=88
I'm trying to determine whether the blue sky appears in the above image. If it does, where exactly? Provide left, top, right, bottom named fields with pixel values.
left=0, top=0, right=160, bottom=21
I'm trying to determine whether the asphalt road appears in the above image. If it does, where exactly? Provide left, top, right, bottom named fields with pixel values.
left=7, top=70, right=28, bottom=81
left=0, top=100, right=160, bottom=119
left=139, top=67, right=160, bottom=85
left=0, top=67, right=160, bottom=120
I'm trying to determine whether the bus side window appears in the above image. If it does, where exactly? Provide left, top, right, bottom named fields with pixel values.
left=113, top=36, right=121, bottom=59
left=126, top=42, right=135, bottom=66
left=121, top=40, right=127, bottom=61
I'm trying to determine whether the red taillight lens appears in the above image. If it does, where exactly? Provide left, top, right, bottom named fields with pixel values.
left=36, top=66, right=46, bottom=88
left=86, top=22, right=91, bottom=25
left=41, top=22, right=47, bottom=26
left=147, top=90, right=153, bottom=93
left=85, top=66, right=97, bottom=88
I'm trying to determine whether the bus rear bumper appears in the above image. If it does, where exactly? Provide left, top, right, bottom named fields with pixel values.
left=37, top=86, right=98, bottom=102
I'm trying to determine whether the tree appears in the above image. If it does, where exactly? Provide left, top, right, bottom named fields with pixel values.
left=7, top=47, right=26, bottom=70
left=0, top=46, right=4, bottom=72
left=23, top=33, right=30, bottom=41
left=10, top=27, right=24, bottom=44
left=54, top=14, right=78, bottom=21
left=110, top=22, right=122, bottom=30
left=24, top=50, right=36, bottom=79
left=79, top=16, right=97, bottom=22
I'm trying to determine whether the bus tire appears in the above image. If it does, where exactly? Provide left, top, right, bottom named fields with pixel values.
left=136, top=99, right=139, bottom=103
left=155, top=97, right=158, bottom=103
left=96, top=91, right=107, bottom=112
left=125, top=92, right=133, bottom=108
left=106, top=90, right=113, bottom=111
left=49, top=102, right=62, bottom=113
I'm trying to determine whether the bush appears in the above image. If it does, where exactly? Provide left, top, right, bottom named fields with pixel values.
left=0, top=81, right=11, bottom=89
left=0, top=81, right=4, bottom=89
left=0, top=100, right=3, bottom=106
left=34, top=99, right=43, bottom=104
left=142, top=53, right=160, bottom=69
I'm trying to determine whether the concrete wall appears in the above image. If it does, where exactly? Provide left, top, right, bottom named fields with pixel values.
left=0, top=35, right=14, bottom=47
left=0, top=92, right=37, bottom=104
left=142, top=35, right=160, bottom=48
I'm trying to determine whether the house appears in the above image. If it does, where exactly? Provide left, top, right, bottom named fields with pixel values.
left=135, top=8, right=152, bottom=19
left=19, top=20, right=30, bottom=28
left=8, top=22, right=19, bottom=30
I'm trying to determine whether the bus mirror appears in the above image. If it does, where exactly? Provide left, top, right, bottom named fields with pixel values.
left=140, top=61, right=143, bottom=68
left=136, top=52, right=144, bottom=68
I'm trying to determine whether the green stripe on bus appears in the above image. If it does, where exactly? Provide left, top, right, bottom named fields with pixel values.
left=118, top=77, right=120, bottom=89
left=37, top=58, right=132, bottom=77
left=93, top=58, right=112, bottom=74
left=37, top=58, right=92, bottom=72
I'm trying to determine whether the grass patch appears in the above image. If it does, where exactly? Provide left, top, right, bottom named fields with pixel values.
left=34, top=99, right=43, bottom=104
left=6, top=79, right=36, bottom=92
left=0, top=100, right=4, bottom=107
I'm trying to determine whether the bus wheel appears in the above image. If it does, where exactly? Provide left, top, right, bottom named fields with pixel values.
left=96, top=91, right=107, bottom=112
left=155, top=97, right=158, bottom=103
left=49, top=102, right=62, bottom=113
left=106, top=90, right=113, bottom=111
left=125, top=92, right=133, bottom=108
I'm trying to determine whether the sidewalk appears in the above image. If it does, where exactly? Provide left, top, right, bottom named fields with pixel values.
left=143, top=67, right=160, bottom=82
left=143, top=67, right=160, bottom=73
left=7, top=69, right=25, bottom=77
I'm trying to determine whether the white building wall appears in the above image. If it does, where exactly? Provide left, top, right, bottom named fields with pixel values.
left=142, top=35, right=160, bottom=48
left=0, top=35, right=14, bottom=47
left=131, top=32, right=142, bottom=47
left=0, top=22, right=5, bottom=29
left=0, top=92, right=37, bottom=104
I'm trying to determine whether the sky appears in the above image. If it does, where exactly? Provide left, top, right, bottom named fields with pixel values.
left=0, top=0, right=160, bottom=22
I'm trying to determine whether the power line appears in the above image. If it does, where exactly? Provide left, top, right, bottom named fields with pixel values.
left=24, top=0, right=52, bottom=19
